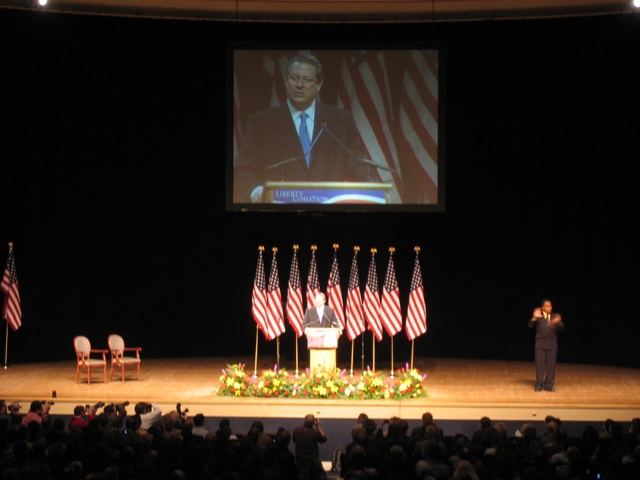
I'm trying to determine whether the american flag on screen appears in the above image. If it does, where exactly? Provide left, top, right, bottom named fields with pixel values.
left=363, top=250, right=383, bottom=342
left=396, top=50, right=439, bottom=203
left=345, top=247, right=365, bottom=341
left=251, top=247, right=270, bottom=339
left=405, top=247, right=427, bottom=341
left=286, top=246, right=304, bottom=338
left=266, top=248, right=286, bottom=339
left=380, top=249, right=402, bottom=337
left=327, top=248, right=345, bottom=329
left=262, top=51, right=290, bottom=107
left=306, top=246, right=321, bottom=310
left=1, top=246, right=22, bottom=331
left=338, top=51, right=402, bottom=202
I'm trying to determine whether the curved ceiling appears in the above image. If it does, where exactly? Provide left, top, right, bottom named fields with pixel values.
left=0, top=0, right=636, bottom=22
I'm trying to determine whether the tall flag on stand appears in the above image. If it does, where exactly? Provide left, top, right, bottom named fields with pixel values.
left=327, top=245, right=345, bottom=329
left=380, top=247, right=402, bottom=337
left=251, top=246, right=271, bottom=340
left=1, top=244, right=22, bottom=331
left=266, top=248, right=286, bottom=339
left=345, top=246, right=365, bottom=341
left=363, top=249, right=383, bottom=342
left=306, top=246, right=320, bottom=309
left=406, top=247, right=427, bottom=341
left=286, top=245, right=304, bottom=338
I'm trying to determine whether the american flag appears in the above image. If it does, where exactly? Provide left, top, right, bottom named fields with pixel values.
left=363, top=251, right=383, bottom=342
left=262, top=51, right=291, bottom=107
left=266, top=249, right=286, bottom=339
left=286, top=247, right=304, bottom=338
left=327, top=250, right=345, bottom=329
left=306, top=247, right=320, bottom=310
left=396, top=50, right=439, bottom=204
left=338, top=51, right=402, bottom=202
left=251, top=247, right=271, bottom=340
left=406, top=248, right=427, bottom=341
left=1, top=246, right=22, bottom=331
left=380, top=250, right=402, bottom=337
left=345, top=248, right=365, bottom=341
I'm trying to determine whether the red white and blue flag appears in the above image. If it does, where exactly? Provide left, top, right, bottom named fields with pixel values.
left=345, top=248, right=365, bottom=341
left=286, top=247, right=304, bottom=338
left=363, top=251, right=383, bottom=342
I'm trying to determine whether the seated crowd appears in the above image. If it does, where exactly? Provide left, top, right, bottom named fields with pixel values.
left=1, top=399, right=639, bottom=480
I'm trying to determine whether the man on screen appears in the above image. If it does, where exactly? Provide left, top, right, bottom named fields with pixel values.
left=234, top=53, right=377, bottom=203
left=302, top=292, right=341, bottom=332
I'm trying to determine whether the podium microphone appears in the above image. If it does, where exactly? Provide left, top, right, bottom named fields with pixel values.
left=322, top=122, right=398, bottom=175
left=263, top=122, right=327, bottom=171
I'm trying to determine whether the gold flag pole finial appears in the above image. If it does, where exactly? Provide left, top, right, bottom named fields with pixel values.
left=272, top=247, right=278, bottom=254
left=311, top=245, right=317, bottom=252
left=8, top=242, right=13, bottom=252
left=414, top=246, right=421, bottom=253
left=293, top=244, right=299, bottom=252
left=389, top=246, right=395, bottom=254
left=370, top=247, right=377, bottom=255
left=332, top=243, right=339, bottom=251
left=258, top=245, right=265, bottom=253
left=353, top=245, right=360, bottom=253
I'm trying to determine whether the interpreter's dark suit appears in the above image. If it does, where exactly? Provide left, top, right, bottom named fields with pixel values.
left=302, top=306, right=340, bottom=330
left=234, top=102, right=376, bottom=202
left=528, top=312, right=565, bottom=390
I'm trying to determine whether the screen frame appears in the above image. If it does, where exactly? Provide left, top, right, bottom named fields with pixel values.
left=225, top=42, right=446, bottom=213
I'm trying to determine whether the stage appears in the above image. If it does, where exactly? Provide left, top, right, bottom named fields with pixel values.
left=3, top=356, right=639, bottom=424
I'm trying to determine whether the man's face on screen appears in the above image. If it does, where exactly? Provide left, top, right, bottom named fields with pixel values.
left=286, top=61, right=322, bottom=111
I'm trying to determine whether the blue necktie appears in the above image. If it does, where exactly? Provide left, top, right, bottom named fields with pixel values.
left=298, top=112, right=311, bottom=167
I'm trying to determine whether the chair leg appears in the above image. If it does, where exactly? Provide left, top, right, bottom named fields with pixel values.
left=103, top=364, right=107, bottom=383
left=121, top=365, right=125, bottom=382
left=76, top=366, right=80, bottom=384
left=137, top=363, right=140, bottom=381
left=110, top=363, right=114, bottom=382
left=88, top=368, right=92, bottom=384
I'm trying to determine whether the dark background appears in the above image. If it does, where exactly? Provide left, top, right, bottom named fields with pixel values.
left=1, top=9, right=639, bottom=368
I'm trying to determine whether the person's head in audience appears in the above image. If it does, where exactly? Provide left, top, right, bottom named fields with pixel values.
left=479, top=416, right=491, bottom=431
left=193, top=414, right=205, bottom=427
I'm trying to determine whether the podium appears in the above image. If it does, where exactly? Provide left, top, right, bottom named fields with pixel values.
left=305, top=328, right=340, bottom=372
left=264, top=182, right=393, bottom=204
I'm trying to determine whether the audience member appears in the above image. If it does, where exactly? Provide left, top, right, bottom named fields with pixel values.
left=20, top=400, right=52, bottom=427
left=293, top=414, right=328, bottom=480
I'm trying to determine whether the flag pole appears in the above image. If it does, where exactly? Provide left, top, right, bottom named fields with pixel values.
left=410, top=340, right=415, bottom=370
left=350, top=340, right=354, bottom=376
left=295, top=337, right=299, bottom=377
left=3, top=321, right=8, bottom=369
left=253, top=325, right=259, bottom=377
left=390, top=337, right=395, bottom=377
left=276, top=336, right=280, bottom=371
left=372, top=337, right=376, bottom=372
left=361, top=332, right=365, bottom=371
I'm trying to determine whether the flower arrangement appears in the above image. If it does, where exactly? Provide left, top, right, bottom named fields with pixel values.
left=217, top=363, right=427, bottom=399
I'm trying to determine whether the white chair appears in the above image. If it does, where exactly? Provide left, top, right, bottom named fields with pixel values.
left=108, top=334, right=142, bottom=382
left=74, top=336, right=108, bottom=384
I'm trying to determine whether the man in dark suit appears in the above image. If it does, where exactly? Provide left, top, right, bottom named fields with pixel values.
left=528, top=299, right=565, bottom=392
left=302, top=292, right=340, bottom=331
left=234, top=52, right=376, bottom=203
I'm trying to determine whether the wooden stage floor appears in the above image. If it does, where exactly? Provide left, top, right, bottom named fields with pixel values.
left=2, top=357, right=639, bottom=423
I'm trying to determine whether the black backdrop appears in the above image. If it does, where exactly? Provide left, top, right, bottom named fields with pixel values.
left=1, top=10, right=639, bottom=367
